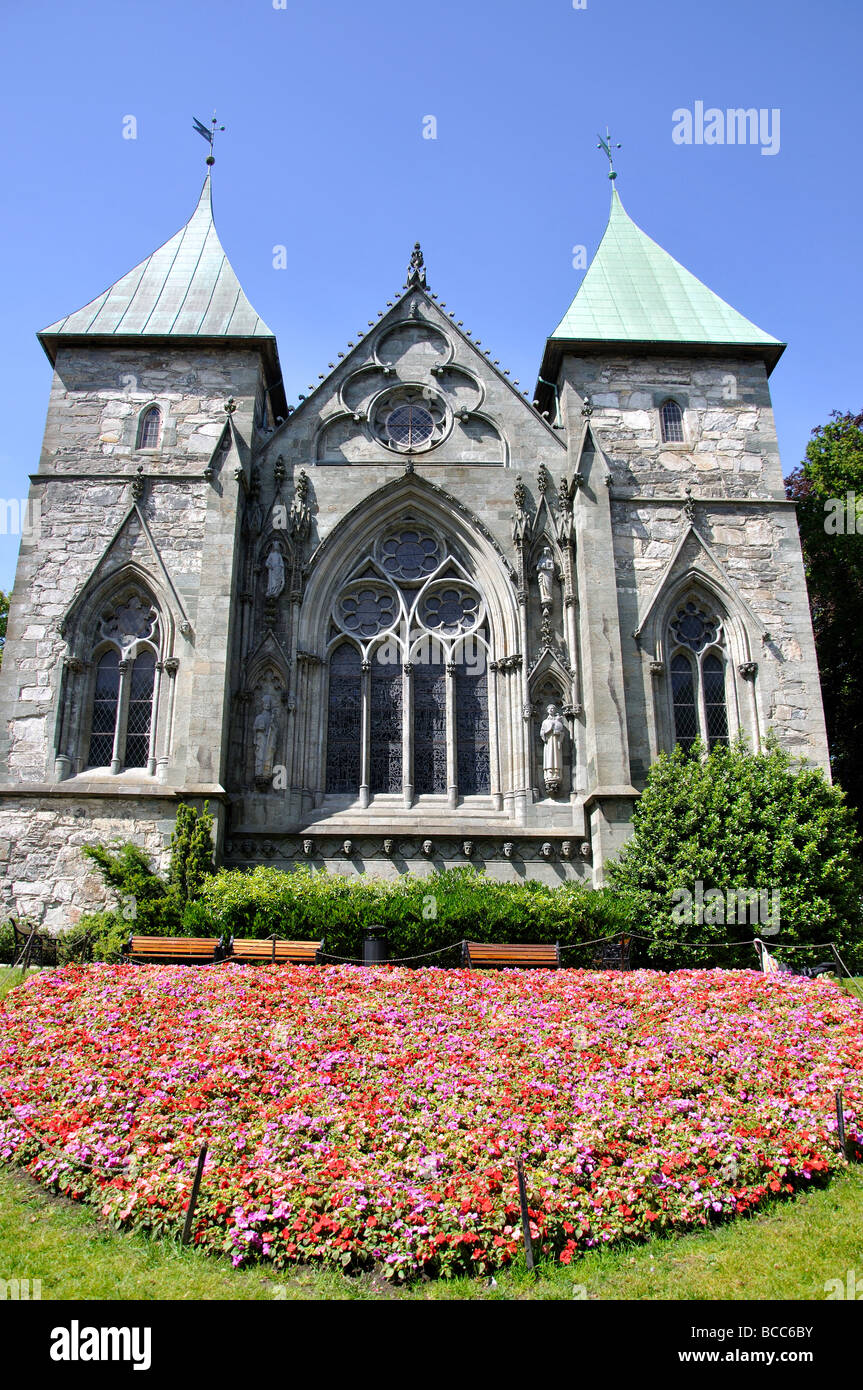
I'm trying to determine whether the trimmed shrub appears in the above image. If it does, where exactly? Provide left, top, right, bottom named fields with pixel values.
left=608, top=736, right=863, bottom=970
left=193, top=864, right=635, bottom=962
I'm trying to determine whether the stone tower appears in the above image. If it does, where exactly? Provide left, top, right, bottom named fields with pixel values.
left=0, top=176, right=829, bottom=926
left=0, top=177, right=284, bottom=926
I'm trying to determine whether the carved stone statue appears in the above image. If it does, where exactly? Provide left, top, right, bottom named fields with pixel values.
left=253, top=693, right=279, bottom=780
left=536, top=546, right=555, bottom=607
left=540, top=703, right=567, bottom=794
left=265, top=544, right=285, bottom=598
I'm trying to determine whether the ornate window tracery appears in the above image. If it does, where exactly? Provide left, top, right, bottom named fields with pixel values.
left=667, top=598, right=729, bottom=752
left=83, top=587, right=163, bottom=773
left=323, top=525, right=491, bottom=801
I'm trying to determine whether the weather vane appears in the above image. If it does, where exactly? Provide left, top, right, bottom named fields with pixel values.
left=597, top=128, right=621, bottom=181
left=193, top=112, right=225, bottom=167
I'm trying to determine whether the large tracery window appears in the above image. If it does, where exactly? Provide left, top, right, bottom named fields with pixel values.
left=668, top=599, right=729, bottom=753
left=84, top=591, right=162, bottom=774
left=323, top=525, right=491, bottom=802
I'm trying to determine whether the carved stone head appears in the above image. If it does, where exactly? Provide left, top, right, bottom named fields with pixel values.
left=540, top=842, right=553, bottom=859
left=383, top=839, right=394, bottom=856
left=422, top=840, right=434, bottom=857
left=302, top=839, right=313, bottom=856
left=343, top=840, right=353, bottom=857
left=502, top=842, right=514, bottom=858
left=462, top=841, right=473, bottom=858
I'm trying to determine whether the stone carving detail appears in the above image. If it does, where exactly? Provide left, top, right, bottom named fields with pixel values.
left=99, top=594, right=158, bottom=656
left=289, top=469, right=311, bottom=540
left=540, top=703, right=568, bottom=795
left=738, top=661, right=758, bottom=681
left=462, top=841, right=473, bottom=858
left=253, top=692, right=280, bottom=782
left=536, top=546, right=555, bottom=607
left=383, top=838, right=394, bottom=856
left=422, top=839, right=434, bottom=856
left=540, top=842, right=553, bottom=858
left=303, top=839, right=314, bottom=856
left=343, top=840, right=353, bottom=856
left=502, top=842, right=514, bottom=858
left=265, top=543, right=286, bottom=598
left=580, top=841, right=592, bottom=859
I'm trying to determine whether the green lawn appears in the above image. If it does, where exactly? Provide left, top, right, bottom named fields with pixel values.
left=0, top=1163, right=860, bottom=1301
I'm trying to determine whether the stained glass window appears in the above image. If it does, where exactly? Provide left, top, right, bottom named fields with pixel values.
left=88, top=650, right=120, bottom=767
left=419, top=585, right=480, bottom=636
left=380, top=530, right=440, bottom=582
left=370, top=653, right=402, bottom=793
left=125, top=651, right=156, bottom=769
left=660, top=400, right=684, bottom=443
left=703, top=653, right=729, bottom=748
left=137, top=406, right=161, bottom=449
left=455, top=660, right=490, bottom=795
left=325, top=644, right=362, bottom=793
left=671, top=652, right=698, bottom=752
left=414, top=659, right=447, bottom=795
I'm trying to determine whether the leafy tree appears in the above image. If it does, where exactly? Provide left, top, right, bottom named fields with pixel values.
left=786, top=410, right=863, bottom=822
left=0, top=590, right=9, bottom=671
left=607, top=737, right=863, bottom=970
left=168, top=802, right=214, bottom=905
left=80, top=842, right=180, bottom=936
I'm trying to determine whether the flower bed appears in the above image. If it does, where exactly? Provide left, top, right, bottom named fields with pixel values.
left=0, top=965, right=860, bottom=1279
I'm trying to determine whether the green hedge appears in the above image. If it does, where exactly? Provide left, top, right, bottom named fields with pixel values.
left=184, top=865, right=635, bottom=962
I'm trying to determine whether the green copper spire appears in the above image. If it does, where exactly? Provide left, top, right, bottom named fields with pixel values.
left=38, top=174, right=275, bottom=363
left=548, top=188, right=783, bottom=365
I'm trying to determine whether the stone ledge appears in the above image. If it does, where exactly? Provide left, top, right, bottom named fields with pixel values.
left=0, top=783, right=227, bottom=799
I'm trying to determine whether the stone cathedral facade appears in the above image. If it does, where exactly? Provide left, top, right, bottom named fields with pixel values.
left=0, top=174, right=830, bottom=928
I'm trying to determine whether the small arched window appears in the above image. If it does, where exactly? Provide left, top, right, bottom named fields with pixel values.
left=137, top=406, right=161, bottom=450
left=660, top=400, right=684, bottom=444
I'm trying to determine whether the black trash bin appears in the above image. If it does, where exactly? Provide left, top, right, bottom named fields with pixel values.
left=363, top=923, right=389, bottom=966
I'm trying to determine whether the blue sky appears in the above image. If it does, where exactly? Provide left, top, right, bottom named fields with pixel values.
left=0, top=0, right=860, bottom=590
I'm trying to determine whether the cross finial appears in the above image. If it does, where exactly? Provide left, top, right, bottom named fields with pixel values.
left=407, top=241, right=427, bottom=288
left=597, top=128, right=622, bottom=181
left=193, top=111, right=226, bottom=167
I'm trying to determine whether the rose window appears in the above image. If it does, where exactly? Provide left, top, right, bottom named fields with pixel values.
left=380, top=530, right=441, bottom=582
left=419, top=585, right=480, bottom=635
left=669, top=602, right=720, bottom=653
left=386, top=404, right=434, bottom=448
left=337, top=587, right=397, bottom=638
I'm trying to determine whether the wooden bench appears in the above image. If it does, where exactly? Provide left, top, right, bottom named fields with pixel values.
left=462, top=941, right=560, bottom=969
left=122, top=935, right=222, bottom=964
left=225, top=937, right=323, bottom=965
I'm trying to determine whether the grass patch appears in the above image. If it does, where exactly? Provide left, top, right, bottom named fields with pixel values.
left=1, top=1163, right=860, bottom=1301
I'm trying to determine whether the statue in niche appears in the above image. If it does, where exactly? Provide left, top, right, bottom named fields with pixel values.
left=264, top=543, right=285, bottom=598
left=540, top=703, right=568, bottom=795
left=536, top=546, right=555, bottom=607
left=253, top=692, right=279, bottom=781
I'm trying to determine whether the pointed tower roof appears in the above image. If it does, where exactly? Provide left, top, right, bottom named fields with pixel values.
left=38, top=176, right=278, bottom=370
left=539, top=189, right=784, bottom=390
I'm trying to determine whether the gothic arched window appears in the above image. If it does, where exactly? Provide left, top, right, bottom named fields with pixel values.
left=137, top=406, right=161, bottom=450
left=660, top=399, right=684, bottom=444
left=325, top=643, right=362, bottom=794
left=87, top=647, right=158, bottom=771
left=323, top=525, right=492, bottom=804
left=667, top=599, right=729, bottom=752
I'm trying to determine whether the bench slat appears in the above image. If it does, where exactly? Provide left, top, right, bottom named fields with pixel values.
left=125, top=936, right=220, bottom=963
left=464, top=942, right=559, bottom=968
left=227, top=938, right=322, bottom=964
